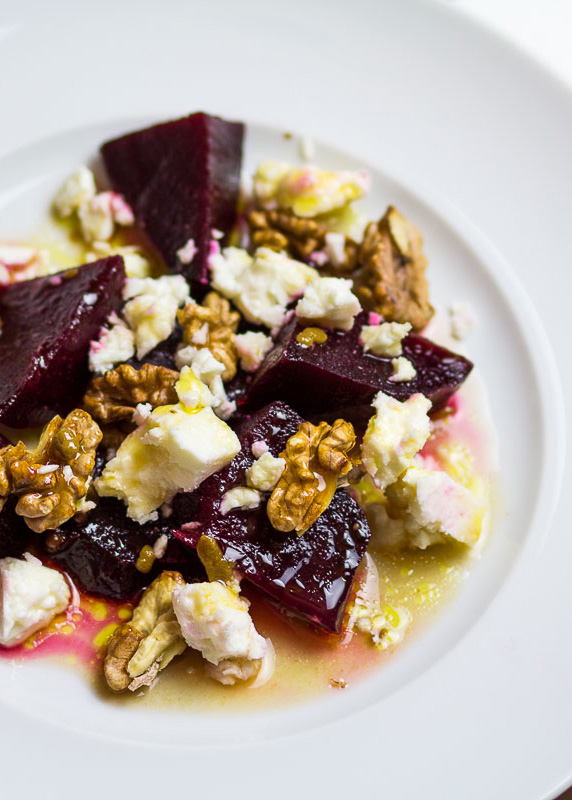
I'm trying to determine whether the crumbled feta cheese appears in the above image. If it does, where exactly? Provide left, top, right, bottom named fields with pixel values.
left=360, top=321, right=412, bottom=357
left=62, top=465, right=74, bottom=483
left=0, top=557, right=70, bottom=647
left=251, top=440, right=269, bottom=458
left=210, top=246, right=317, bottom=329
left=361, top=391, right=431, bottom=489
left=172, top=581, right=274, bottom=687
left=95, top=370, right=240, bottom=523
left=295, top=276, right=361, bottom=332
left=211, top=228, right=224, bottom=240
left=253, top=161, right=370, bottom=218
left=83, top=293, right=98, bottom=306
left=219, top=487, right=262, bottom=515
left=176, top=238, right=197, bottom=265
left=323, top=232, right=346, bottom=268
left=153, top=534, right=169, bottom=560
left=123, top=275, right=190, bottom=358
left=86, top=241, right=152, bottom=279
left=36, top=464, right=59, bottom=475
left=77, top=191, right=134, bottom=243
left=449, top=301, right=476, bottom=341
left=385, top=467, right=483, bottom=549
left=53, top=166, right=96, bottom=217
left=175, top=353, right=236, bottom=421
left=234, top=331, right=273, bottom=372
left=89, top=314, right=136, bottom=374
left=0, top=244, right=47, bottom=285
left=390, top=356, right=417, bottom=382
left=246, top=452, right=285, bottom=492
left=345, top=554, right=410, bottom=648
left=133, top=402, right=152, bottom=426
left=191, top=323, right=209, bottom=345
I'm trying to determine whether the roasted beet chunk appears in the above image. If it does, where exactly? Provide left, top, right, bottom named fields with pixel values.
left=0, top=498, right=31, bottom=559
left=101, top=112, right=244, bottom=287
left=46, top=497, right=203, bottom=601
left=244, top=311, right=472, bottom=422
left=174, top=401, right=371, bottom=633
left=0, top=257, right=125, bottom=428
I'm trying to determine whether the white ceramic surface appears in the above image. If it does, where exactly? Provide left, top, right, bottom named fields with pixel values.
left=0, top=2, right=570, bottom=799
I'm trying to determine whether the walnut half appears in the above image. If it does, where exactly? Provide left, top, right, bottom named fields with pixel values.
left=267, top=419, right=358, bottom=534
left=177, top=292, right=240, bottom=382
left=354, top=206, right=434, bottom=331
left=0, top=409, right=102, bottom=533
left=104, top=571, right=186, bottom=692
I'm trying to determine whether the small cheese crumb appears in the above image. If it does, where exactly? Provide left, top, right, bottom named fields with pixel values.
left=234, top=331, right=273, bottom=372
left=89, top=314, right=136, bottom=374
left=219, top=487, right=261, bottom=515
left=246, top=452, right=286, bottom=492
left=360, top=321, right=411, bottom=357
left=390, top=356, right=417, bottom=382
left=123, top=275, right=190, bottom=359
left=251, top=440, right=269, bottom=458
left=176, top=238, right=197, bottom=265
left=449, top=301, right=476, bottom=340
left=53, top=166, right=96, bottom=217
left=296, top=276, right=361, bottom=331
left=323, top=232, right=346, bottom=268
left=152, top=534, right=169, bottom=560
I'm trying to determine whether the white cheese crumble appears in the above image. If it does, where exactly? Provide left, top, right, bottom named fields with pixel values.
left=295, top=276, right=361, bottom=331
left=323, top=232, right=346, bottom=268
left=252, top=161, right=370, bottom=218
left=86, top=241, right=152, bottom=279
left=210, top=246, right=317, bottom=329
left=361, top=391, right=431, bottom=489
left=175, top=350, right=236, bottom=420
left=360, top=321, right=412, bottom=357
left=251, top=440, right=269, bottom=458
left=449, top=301, right=476, bottom=341
left=176, top=238, right=197, bottom=265
left=89, top=313, right=136, bottom=374
left=390, top=356, right=417, bottom=382
left=219, top=487, right=262, bottom=515
left=95, top=369, right=240, bottom=523
left=172, top=581, right=274, bottom=687
left=53, top=166, right=96, bottom=217
left=385, top=467, right=483, bottom=549
left=234, top=331, right=273, bottom=372
left=152, top=534, right=169, bottom=560
left=0, top=557, right=70, bottom=647
left=123, top=275, right=190, bottom=359
left=246, top=452, right=286, bottom=492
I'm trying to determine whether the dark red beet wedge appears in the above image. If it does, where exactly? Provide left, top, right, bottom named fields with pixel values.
left=174, top=401, right=371, bottom=633
left=244, top=311, right=472, bottom=423
left=0, top=257, right=125, bottom=428
left=46, top=496, right=204, bottom=601
left=0, top=498, right=31, bottom=559
left=101, top=113, right=244, bottom=287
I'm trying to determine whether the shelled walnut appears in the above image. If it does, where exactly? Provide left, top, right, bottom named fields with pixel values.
left=104, top=571, right=186, bottom=692
left=267, top=419, right=358, bottom=534
left=83, top=363, right=178, bottom=446
left=354, top=206, right=434, bottom=331
left=177, top=292, right=240, bottom=382
left=0, top=409, right=102, bottom=532
left=248, top=209, right=358, bottom=273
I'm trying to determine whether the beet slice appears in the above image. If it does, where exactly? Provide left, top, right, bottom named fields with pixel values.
left=243, top=311, right=472, bottom=422
left=0, top=498, right=31, bottom=559
left=174, top=401, right=371, bottom=633
left=101, top=112, right=244, bottom=287
left=0, top=257, right=125, bottom=428
left=46, top=496, right=204, bottom=601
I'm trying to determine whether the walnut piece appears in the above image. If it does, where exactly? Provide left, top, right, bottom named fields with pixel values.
left=248, top=209, right=358, bottom=273
left=83, top=363, right=179, bottom=446
left=354, top=206, right=434, bottom=331
left=177, top=292, right=240, bottom=382
left=267, top=419, right=358, bottom=534
left=0, top=410, right=102, bottom=533
left=103, top=571, right=186, bottom=692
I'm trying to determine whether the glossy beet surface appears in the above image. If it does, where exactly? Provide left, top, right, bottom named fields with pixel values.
left=47, top=496, right=204, bottom=601
left=101, top=113, right=244, bottom=288
left=0, top=257, right=125, bottom=428
left=174, top=401, right=371, bottom=633
left=0, top=498, right=31, bottom=559
left=244, top=311, right=473, bottom=422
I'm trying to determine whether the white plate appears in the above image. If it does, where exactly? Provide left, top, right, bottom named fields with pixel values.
left=0, top=2, right=570, bottom=798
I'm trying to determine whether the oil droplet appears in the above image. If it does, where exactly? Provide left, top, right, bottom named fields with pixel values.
left=296, top=327, right=328, bottom=347
left=93, top=623, right=119, bottom=649
left=118, top=606, right=132, bottom=621
left=90, top=601, right=108, bottom=622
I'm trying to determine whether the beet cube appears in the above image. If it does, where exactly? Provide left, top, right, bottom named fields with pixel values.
left=244, top=311, right=472, bottom=422
left=0, top=498, right=31, bottom=559
left=0, top=257, right=125, bottom=428
left=101, top=113, right=244, bottom=287
left=174, top=401, right=371, bottom=633
left=47, top=496, right=203, bottom=601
